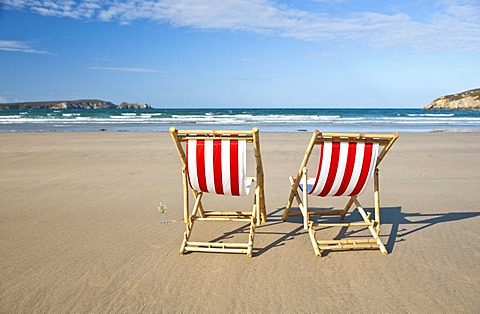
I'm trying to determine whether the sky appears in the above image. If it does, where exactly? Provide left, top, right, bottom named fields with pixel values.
left=0, top=0, right=479, bottom=108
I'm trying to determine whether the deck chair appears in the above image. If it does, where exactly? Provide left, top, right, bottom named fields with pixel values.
left=170, top=127, right=266, bottom=257
left=283, top=130, right=398, bottom=257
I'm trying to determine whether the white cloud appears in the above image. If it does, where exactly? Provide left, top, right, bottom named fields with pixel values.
left=0, top=40, right=50, bottom=54
left=2, top=0, right=480, bottom=51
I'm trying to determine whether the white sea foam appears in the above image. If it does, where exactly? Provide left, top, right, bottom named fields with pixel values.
left=1, top=114, right=480, bottom=126
left=407, top=113, right=455, bottom=117
left=1, top=109, right=480, bottom=133
left=0, top=115, right=21, bottom=119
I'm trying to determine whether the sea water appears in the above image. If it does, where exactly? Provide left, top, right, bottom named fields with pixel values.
left=0, top=108, right=479, bottom=132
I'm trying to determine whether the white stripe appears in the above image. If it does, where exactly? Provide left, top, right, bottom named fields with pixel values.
left=327, top=141, right=349, bottom=196
left=343, top=142, right=365, bottom=196
left=237, top=140, right=247, bottom=196
left=221, top=140, right=231, bottom=195
left=187, top=140, right=200, bottom=191
left=310, top=142, right=332, bottom=195
left=356, top=143, right=379, bottom=195
left=204, top=140, right=215, bottom=193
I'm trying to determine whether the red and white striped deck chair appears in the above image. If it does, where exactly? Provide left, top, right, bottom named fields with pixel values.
left=283, top=131, right=398, bottom=257
left=170, top=128, right=266, bottom=257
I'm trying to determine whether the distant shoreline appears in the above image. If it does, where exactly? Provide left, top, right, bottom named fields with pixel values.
left=0, top=99, right=151, bottom=110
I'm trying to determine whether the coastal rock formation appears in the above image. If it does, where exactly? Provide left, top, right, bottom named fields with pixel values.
left=118, top=102, right=151, bottom=109
left=424, top=88, right=480, bottom=110
left=0, top=99, right=117, bottom=110
left=0, top=99, right=154, bottom=110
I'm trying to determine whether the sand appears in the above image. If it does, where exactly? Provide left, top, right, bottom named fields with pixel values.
left=1, top=131, right=479, bottom=313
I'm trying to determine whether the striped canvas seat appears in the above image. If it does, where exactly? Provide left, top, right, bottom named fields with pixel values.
left=300, top=141, right=379, bottom=197
left=170, top=128, right=266, bottom=257
left=283, top=131, right=398, bottom=257
left=186, top=139, right=253, bottom=196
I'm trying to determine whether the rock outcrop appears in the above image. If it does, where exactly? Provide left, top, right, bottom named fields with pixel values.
left=424, top=88, right=480, bottom=110
left=0, top=99, right=154, bottom=110
left=118, top=102, right=151, bottom=109
left=0, top=99, right=117, bottom=110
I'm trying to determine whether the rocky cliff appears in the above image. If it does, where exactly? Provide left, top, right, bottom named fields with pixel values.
left=424, top=88, right=480, bottom=110
left=0, top=99, right=117, bottom=110
left=118, top=102, right=151, bottom=109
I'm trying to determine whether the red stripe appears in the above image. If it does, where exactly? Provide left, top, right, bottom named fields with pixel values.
left=310, top=142, right=324, bottom=194
left=212, top=140, right=224, bottom=194
left=196, top=140, right=208, bottom=192
left=320, top=142, right=340, bottom=196
left=350, top=143, right=373, bottom=196
left=335, top=142, right=356, bottom=196
left=229, top=140, right=240, bottom=196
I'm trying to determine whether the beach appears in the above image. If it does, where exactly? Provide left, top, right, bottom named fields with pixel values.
left=1, top=131, right=479, bottom=313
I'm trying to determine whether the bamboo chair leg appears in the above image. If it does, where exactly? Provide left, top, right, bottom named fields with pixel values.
left=261, top=186, right=267, bottom=223
left=255, top=186, right=261, bottom=226
left=182, top=168, right=189, bottom=224
left=191, top=192, right=203, bottom=218
left=180, top=219, right=194, bottom=254
left=301, top=169, right=309, bottom=230
left=374, top=168, right=381, bottom=233
left=246, top=218, right=256, bottom=258
left=284, top=130, right=318, bottom=221
left=340, top=197, right=354, bottom=220
left=192, top=190, right=206, bottom=218
left=283, top=176, right=305, bottom=221
left=308, top=222, right=321, bottom=257
left=288, top=176, right=303, bottom=208
left=283, top=188, right=297, bottom=221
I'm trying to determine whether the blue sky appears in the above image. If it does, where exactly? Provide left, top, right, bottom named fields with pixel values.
left=0, top=0, right=479, bottom=108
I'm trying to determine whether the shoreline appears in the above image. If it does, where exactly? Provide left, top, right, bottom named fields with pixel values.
left=2, top=128, right=480, bottom=133
left=1, top=132, right=479, bottom=312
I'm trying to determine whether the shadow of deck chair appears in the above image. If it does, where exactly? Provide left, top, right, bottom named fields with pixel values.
left=170, top=127, right=266, bottom=257
left=282, top=130, right=398, bottom=257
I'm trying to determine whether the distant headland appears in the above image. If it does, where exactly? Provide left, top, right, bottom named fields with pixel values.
left=0, top=99, right=151, bottom=110
left=424, top=88, right=480, bottom=110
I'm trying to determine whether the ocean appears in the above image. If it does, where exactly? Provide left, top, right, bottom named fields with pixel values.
left=1, top=108, right=480, bottom=133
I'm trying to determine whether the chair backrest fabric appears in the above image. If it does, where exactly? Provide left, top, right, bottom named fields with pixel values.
left=309, top=141, right=379, bottom=197
left=186, top=139, right=248, bottom=196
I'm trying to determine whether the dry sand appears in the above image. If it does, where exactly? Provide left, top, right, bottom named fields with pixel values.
left=1, top=131, right=479, bottom=313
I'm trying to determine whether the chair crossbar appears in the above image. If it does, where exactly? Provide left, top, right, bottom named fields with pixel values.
left=318, top=243, right=381, bottom=251
left=184, top=247, right=248, bottom=254
left=175, top=130, right=255, bottom=142
left=202, top=211, right=253, bottom=217
left=317, top=132, right=397, bottom=140
left=313, top=221, right=374, bottom=227
left=196, top=217, right=253, bottom=222
left=318, top=238, right=379, bottom=245
left=186, top=241, right=250, bottom=248
left=176, top=129, right=256, bottom=135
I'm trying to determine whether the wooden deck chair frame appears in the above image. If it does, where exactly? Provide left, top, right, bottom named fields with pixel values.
left=283, top=130, right=398, bottom=257
left=170, top=127, right=266, bottom=257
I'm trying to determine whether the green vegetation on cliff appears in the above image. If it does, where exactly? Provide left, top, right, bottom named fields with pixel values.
left=424, top=88, right=480, bottom=110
